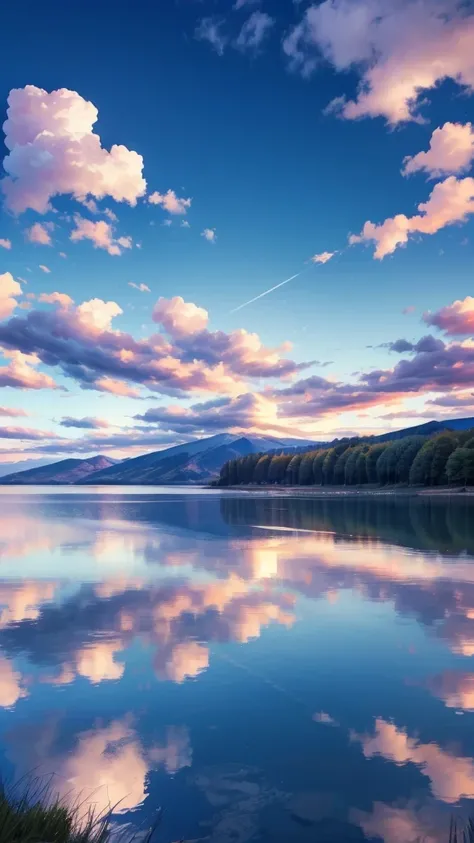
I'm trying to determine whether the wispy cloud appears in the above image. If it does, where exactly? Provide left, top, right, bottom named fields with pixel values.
left=195, top=17, right=228, bottom=55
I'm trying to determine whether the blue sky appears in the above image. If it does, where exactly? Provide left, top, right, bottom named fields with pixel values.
left=1, top=0, right=474, bottom=464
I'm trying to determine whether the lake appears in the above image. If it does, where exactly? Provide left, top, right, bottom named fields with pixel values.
left=1, top=488, right=474, bottom=842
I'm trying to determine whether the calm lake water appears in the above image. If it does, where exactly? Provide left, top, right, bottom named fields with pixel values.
left=2, top=488, right=474, bottom=842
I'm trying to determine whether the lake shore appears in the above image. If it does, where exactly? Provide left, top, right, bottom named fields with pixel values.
left=218, top=484, right=474, bottom=497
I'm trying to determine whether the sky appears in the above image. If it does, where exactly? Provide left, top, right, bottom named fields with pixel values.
left=1, top=0, right=474, bottom=465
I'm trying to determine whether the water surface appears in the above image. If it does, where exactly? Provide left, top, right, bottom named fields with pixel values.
left=1, top=489, right=474, bottom=842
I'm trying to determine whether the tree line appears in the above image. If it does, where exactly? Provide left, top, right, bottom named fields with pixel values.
left=217, top=429, right=474, bottom=488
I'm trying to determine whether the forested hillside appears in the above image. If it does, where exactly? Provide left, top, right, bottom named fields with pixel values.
left=217, top=430, right=474, bottom=487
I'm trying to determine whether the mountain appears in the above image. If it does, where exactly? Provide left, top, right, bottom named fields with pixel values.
left=0, top=458, right=53, bottom=478
left=371, top=417, right=474, bottom=443
left=78, top=433, right=317, bottom=486
left=0, top=455, right=119, bottom=485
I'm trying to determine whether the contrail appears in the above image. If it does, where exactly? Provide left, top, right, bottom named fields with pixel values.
left=229, top=271, right=303, bottom=314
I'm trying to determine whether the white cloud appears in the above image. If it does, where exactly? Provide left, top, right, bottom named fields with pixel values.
left=128, top=282, right=151, bottom=293
left=195, top=17, right=228, bottom=55
left=70, top=215, right=132, bottom=256
left=0, top=239, right=11, bottom=250
left=283, top=0, right=474, bottom=124
left=39, top=265, right=51, bottom=273
left=402, top=122, right=474, bottom=178
left=235, top=11, right=274, bottom=51
left=311, top=251, right=335, bottom=264
left=201, top=227, right=217, bottom=242
left=2, top=85, right=146, bottom=213
left=350, top=176, right=474, bottom=258
left=76, top=298, right=123, bottom=332
left=181, top=220, right=190, bottom=228
left=26, top=222, right=53, bottom=246
left=0, top=272, right=22, bottom=319
left=148, top=190, right=191, bottom=214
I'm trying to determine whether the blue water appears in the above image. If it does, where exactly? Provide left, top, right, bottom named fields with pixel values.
left=1, top=489, right=474, bottom=842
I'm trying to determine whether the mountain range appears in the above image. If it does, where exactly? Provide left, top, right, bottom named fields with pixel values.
left=0, top=455, right=118, bottom=485
left=1, top=418, right=473, bottom=486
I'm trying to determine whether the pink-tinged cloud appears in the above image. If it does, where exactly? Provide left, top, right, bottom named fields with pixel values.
left=350, top=176, right=474, bottom=259
left=284, top=0, right=474, bottom=124
left=26, top=222, right=53, bottom=246
left=0, top=406, right=28, bottom=418
left=0, top=273, right=22, bottom=320
left=351, top=718, right=474, bottom=803
left=2, top=85, right=146, bottom=214
left=94, top=377, right=141, bottom=398
left=0, top=425, right=61, bottom=441
left=0, top=351, right=58, bottom=390
left=38, top=292, right=74, bottom=309
left=402, top=305, right=416, bottom=315
left=76, top=298, right=123, bottom=332
left=153, top=296, right=209, bottom=337
left=0, top=239, right=11, bottom=250
left=311, top=251, right=335, bottom=264
left=39, top=265, right=50, bottom=273
left=70, top=216, right=132, bottom=256
left=201, top=227, right=216, bottom=242
left=148, top=190, right=191, bottom=214
left=0, top=294, right=312, bottom=397
left=424, top=296, right=474, bottom=335
left=403, top=122, right=474, bottom=178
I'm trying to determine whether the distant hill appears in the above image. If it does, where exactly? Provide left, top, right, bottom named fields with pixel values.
left=371, top=417, right=474, bottom=442
left=0, top=455, right=118, bottom=485
left=78, top=433, right=317, bottom=486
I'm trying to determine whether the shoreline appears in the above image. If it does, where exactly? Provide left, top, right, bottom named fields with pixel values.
left=217, top=484, right=474, bottom=498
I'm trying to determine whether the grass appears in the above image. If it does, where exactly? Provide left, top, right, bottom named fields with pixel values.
left=0, top=777, right=160, bottom=842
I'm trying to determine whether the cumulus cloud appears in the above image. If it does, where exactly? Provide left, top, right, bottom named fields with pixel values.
left=135, top=392, right=288, bottom=437
left=235, top=11, right=274, bottom=51
left=403, top=122, right=474, bottom=178
left=424, top=296, right=474, bottom=335
left=0, top=239, right=11, bottom=250
left=153, top=296, right=208, bottom=337
left=70, top=215, right=132, bottom=256
left=350, top=176, right=474, bottom=258
left=0, top=351, right=58, bottom=390
left=0, top=273, right=22, bottom=320
left=76, top=298, right=123, bottom=332
left=128, top=282, right=151, bottom=293
left=38, top=291, right=74, bottom=309
left=148, top=190, right=191, bottom=214
left=195, top=17, right=228, bottom=55
left=311, top=251, right=335, bottom=264
left=2, top=85, right=146, bottom=214
left=0, top=294, right=311, bottom=397
left=60, top=416, right=109, bottom=430
left=26, top=222, right=53, bottom=246
left=201, top=227, right=216, bottom=242
left=283, top=0, right=474, bottom=124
